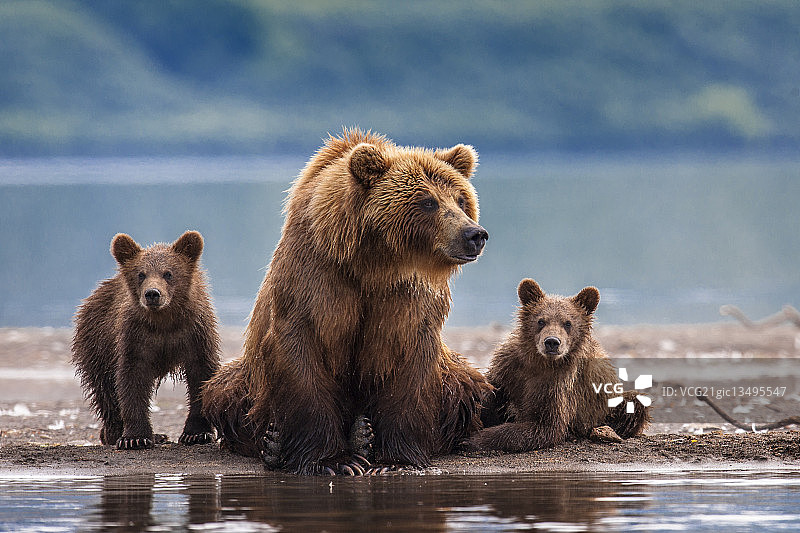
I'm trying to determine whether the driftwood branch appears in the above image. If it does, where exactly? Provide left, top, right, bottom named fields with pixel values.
left=719, top=304, right=799, bottom=329
left=719, top=305, right=800, bottom=329
left=697, top=394, right=800, bottom=431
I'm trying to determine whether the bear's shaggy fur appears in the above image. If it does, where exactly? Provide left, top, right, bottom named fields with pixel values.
left=202, top=129, right=490, bottom=474
left=471, top=279, right=650, bottom=452
left=72, top=231, right=220, bottom=449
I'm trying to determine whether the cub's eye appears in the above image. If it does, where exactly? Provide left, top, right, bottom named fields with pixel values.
left=163, top=271, right=173, bottom=282
left=137, top=272, right=146, bottom=283
left=564, top=321, right=572, bottom=333
left=537, top=319, right=546, bottom=328
left=419, top=197, right=438, bottom=212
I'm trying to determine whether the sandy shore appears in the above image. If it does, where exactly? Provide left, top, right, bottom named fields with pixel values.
left=1, top=323, right=799, bottom=475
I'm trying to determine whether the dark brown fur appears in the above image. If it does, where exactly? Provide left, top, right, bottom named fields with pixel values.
left=72, top=231, right=220, bottom=449
left=202, top=129, right=491, bottom=474
left=471, top=279, right=650, bottom=452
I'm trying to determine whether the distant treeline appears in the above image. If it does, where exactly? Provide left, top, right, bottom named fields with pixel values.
left=1, top=0, right=798, bottom=155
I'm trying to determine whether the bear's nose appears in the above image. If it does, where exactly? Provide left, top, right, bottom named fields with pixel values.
left=544, top=336, right=561, bottom=352
left=463, top=225, right=489, bottom=255
left=144, top=288, right=161, bottom=306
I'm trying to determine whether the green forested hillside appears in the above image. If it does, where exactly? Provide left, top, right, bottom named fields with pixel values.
left=1, top=0, right=798, bottom=155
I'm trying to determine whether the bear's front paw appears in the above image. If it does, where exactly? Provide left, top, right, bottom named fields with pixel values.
left=350, top=414, right=374, bottom=463
left=309, top=454, right=372, bottom=476
left=260, top=423, right=282, bottom=469
left=364, top=464, right=404, bottom=475
left=179, top=431, right=215, bottom=445
left=116, top=436, right=155, bottom=450
left=337, top=454, right=371, bottom=476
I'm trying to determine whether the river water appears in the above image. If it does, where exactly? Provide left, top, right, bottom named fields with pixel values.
left=1, top=154, right=799, bottom=328
left=2, top=469, right=799, bottom=531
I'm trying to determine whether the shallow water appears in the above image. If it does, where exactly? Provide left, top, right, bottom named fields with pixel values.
left=2, top=155, right=799, bottom=327
left=1, top=469, right=799, bottom=532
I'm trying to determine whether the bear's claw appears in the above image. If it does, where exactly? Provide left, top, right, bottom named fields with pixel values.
left=260, top=423, right=282, bottom=469
left=179, top=431, right=215, bottom=445
left=350, top=415, right=374, bottom=461
left=116, top=437, right=154, bottom=450
left=365, top=465, right=401, bottom=475
left=314, top=454, right=371, bottom=476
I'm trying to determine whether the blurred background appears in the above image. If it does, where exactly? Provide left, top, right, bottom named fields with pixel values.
left=1, top=0, right=798, bottom=327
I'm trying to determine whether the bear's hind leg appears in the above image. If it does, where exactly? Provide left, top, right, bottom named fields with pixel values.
left=439, top=351, right=492, bottom=454
left=202, top=358, right=261, bottom=456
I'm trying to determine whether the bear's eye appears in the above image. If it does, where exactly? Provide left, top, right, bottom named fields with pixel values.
left=537, top=319, right=546, bottom=328
left=457, top=196, right=467, bottom=211
left=564, top=321, right=572, bottom=333
left=163, top=271, right=173, bottom=282
left=137, top=272, right=146, bottom=283
left=419, top=197, right=438, bottom=212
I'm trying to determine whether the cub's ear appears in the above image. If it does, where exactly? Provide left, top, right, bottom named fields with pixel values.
left=573, top=286, right=600, bottom=316
left=111, top=233, right=141, bottom=265
left=435, top=144, right=478, bottom=179
left=349, top=143, right=389, bottom=188
left=172, top=231, right=204, bottom=263
left=518, top=278, right=545, bottom=306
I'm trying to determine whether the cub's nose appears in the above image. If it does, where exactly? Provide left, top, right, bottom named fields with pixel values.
left=463, top=225, right=489, bottom=256
left=543, top=336, right=561, bottom=353
left=144, top=288, right=161, bottom=306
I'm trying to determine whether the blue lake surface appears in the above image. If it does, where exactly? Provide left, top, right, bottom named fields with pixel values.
left=1, top=154, right=798, bottom=327
left=1, top=469, right=799, bottom=532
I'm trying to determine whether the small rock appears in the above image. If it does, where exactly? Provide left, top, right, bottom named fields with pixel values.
left=590, top=425, right=623, bottom=443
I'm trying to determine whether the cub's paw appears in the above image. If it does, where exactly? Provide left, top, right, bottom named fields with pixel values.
left=350, top=415, right=374, bottom=462
left=179, top=431, right=215, bottom=445
left=116, top=436, right=155, bottom=450
left=260, top=423, right=282, bottom=470
left=154, top=433, right=169, bottom=444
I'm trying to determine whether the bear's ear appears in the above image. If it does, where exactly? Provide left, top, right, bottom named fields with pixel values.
left=111, top=233, right=141, bottom=265
left=518, top=278, right=545, bottom=306
left=172, top=231, right=204, bottom=263
left=435, top=144, right=478, bottom=179
left=349, top=143, right=389, bottom=188
left=572, top=286, right=600, bottom=316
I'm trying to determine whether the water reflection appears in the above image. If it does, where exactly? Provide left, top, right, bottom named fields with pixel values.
left=89, top=472, right=637, bottom=531
left=3, top=470, right=800, bottom=531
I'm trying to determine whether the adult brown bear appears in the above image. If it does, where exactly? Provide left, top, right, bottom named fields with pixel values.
left=203, top=129, right=490, bottom=475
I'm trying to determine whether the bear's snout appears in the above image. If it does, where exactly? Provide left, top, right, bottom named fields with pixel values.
left=463, top=225, right=488, bottom=257
left=464, top=226, right=489, bottom=255
left=543, top=336, right=561, bottom=354
left=144, top=288, right=162, bottom=308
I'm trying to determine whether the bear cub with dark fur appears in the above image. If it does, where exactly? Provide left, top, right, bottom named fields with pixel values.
left=471, top=278, right=649, bottom=452
left=72, top=231, right=220, bottom=449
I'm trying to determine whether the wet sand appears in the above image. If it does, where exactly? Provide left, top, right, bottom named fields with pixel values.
left=1, top=323, right=799, bottom=475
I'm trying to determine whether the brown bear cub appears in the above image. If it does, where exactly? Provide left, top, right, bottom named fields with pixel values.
left=470, top=279, right=650, bottom=452
left=203, top=129, right=491, bottom=475
left=72, top=231, right=220, bottom=450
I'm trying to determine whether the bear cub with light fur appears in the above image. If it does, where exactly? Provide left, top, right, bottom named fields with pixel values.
left=471, top=279, right=649, bottom=452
